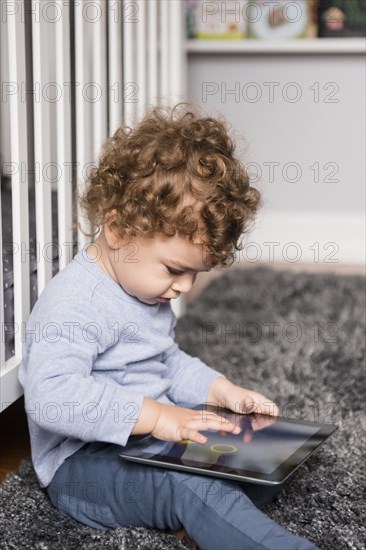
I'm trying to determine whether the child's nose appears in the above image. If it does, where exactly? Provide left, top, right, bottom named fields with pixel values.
left=172, top=273, right=196, bottom=294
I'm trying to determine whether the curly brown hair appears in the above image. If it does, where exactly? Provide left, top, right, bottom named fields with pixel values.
left=76, top=102, right=261, bottom=268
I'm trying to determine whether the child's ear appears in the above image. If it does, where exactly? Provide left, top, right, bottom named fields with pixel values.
left=104, top=209, right=122, bottom=250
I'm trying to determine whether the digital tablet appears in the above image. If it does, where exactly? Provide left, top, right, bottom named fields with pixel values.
left=119, top=403, right=338, bottom=486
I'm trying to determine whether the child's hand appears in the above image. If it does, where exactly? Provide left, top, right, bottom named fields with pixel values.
left=207, top=377, right=280, bottom=417
left=227, top=386, right=280, bottom=417
left=218, top=412, right=277, bottom=444
left=151, top=403, right=241, bottom=445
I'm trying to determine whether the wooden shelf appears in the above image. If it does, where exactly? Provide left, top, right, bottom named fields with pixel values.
left=186, top=38, right=366, bottom=55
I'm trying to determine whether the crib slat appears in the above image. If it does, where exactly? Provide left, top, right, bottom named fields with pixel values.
left=169, top=0, right=185, bottom=104
left=147, top=0, right=158, bottom=105
left=8, top=0, right=30, bottom=338
left=74, top=0, right=93, bottom=248
left=136, top=0, right=147, bottom=118
left=160, top=0, right=170, bottom=106
left=31, top=0, right=53, bottom=294
left=122, top=0, right=137, bottom=126
left=3, top=0, right=29, bottom=406
left=93, top=0, right=108, bottom=156
left=86, top=0, right=108, bottom=245
left=0, top=7, right=7, bottom=376
left=108, top=0, right=123, bottom=135
left=55, top=0, right=73, bottom=270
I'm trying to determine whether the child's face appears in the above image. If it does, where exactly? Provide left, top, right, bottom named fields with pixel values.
left=96, top=231, right=213, bottom=306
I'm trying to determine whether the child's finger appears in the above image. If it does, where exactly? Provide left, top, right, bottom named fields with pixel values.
left=241, top=399, right=258, bottom=414
left=198, top=412, right=237, bottom=426
left=241, top=398, right=279, bottom=417
left=243, top=431, right=253, bottom=443
left=180, top=428, right=208, bottom=445
left=261, top=401, right=280, bottom=417
left=199, top=418, right=241, bottom=435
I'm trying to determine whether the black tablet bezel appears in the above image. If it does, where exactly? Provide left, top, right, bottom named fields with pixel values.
left=119, top=406, right=338, bottom=486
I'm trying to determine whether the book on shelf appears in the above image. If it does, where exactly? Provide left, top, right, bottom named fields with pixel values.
left=185, top=0, right=249, bottom=39
left=247, top=0, right=310, bottom=39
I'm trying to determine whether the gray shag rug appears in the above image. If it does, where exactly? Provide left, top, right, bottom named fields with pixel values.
left=1, top=266, right=365, bottom=550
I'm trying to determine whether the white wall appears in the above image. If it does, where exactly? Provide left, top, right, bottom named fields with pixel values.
left=187, top=51, right=366, bottom=265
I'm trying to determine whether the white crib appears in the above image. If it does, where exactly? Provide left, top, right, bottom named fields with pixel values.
left=0, top=0, right=187, bottom=412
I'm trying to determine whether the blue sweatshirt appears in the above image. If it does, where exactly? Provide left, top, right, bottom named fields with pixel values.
left=18, top=248, right=225, bottom=487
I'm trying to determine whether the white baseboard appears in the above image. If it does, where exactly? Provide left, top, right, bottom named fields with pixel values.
left=239, top=211, right=365, bottom=266
left=1, top=356, right=23, bottom=413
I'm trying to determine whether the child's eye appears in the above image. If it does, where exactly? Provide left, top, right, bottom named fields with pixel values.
left=167, top=267, right=184, bottom=276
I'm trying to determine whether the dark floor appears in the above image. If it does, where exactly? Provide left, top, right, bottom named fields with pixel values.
left=0, top=396, right=31, bottom=483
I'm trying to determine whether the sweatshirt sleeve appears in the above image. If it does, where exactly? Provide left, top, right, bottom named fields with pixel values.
left=21, top=300, right=145, bottom=446
left=161, top=308, right=226, bottom=405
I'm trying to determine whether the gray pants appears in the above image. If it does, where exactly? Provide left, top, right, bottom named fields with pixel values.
left=46, top=440, right=319, bottom=550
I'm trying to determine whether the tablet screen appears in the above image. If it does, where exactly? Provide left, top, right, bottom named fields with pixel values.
left=120, top=405, right=337, bottom=484
left=176, top=420, right=319, bottom=475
